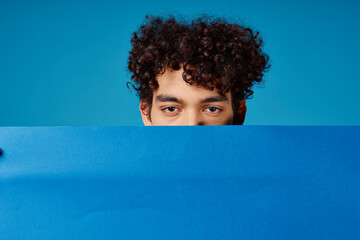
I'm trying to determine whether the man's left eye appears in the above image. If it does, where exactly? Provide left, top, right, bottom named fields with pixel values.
left=204, top=107, right=221, bottom=113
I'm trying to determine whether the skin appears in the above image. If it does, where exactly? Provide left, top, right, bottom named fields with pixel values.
left=140, top=68, right=247, bottom=126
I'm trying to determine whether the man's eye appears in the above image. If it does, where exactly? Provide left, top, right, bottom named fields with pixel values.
left=162, top=106, right=179, bottom=113
left=204, top=107, right=221, bottom=113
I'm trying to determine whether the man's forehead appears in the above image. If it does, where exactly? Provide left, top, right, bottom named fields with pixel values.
left=152, top=66, right=233, bottom=106
left=155, top=68, right=229, bottom=95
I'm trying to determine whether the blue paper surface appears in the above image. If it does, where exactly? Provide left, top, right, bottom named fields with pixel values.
left=0, top=126, right=359, bottom=239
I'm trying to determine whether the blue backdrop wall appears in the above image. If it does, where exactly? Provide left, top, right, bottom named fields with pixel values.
left=1, top=0, right=359, bottom=126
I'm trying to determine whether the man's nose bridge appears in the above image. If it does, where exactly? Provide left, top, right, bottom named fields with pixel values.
left=184, top=110, right=203, bottom=125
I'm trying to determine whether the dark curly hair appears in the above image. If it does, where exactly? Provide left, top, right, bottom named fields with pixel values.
left=128, top=15, right=270, bottom=115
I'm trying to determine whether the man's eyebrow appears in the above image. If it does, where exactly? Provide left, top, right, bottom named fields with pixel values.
left=155, top=94, right=183, bottom=103
left=200, top=95, right=229, bottom=103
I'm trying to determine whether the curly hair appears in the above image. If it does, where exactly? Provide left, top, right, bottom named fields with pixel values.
left=128, top=15, right=270, bottom=113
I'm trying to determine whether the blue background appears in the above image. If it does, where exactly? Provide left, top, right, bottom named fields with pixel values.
left=1, top=0, right=359, bottom=126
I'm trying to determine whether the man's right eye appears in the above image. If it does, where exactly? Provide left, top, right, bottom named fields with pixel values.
left=162, top=106, right=180, bottom=114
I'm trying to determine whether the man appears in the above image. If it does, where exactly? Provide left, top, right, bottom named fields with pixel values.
left=128, top=15, right=270, bottom=125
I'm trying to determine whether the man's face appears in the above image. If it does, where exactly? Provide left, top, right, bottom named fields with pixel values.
left=140, top=68, right=246, bottom=126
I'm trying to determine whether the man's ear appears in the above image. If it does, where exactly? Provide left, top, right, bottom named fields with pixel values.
left=234, top=100, right=247, bottom=125
left=139, top=100, right=152, bottom=126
